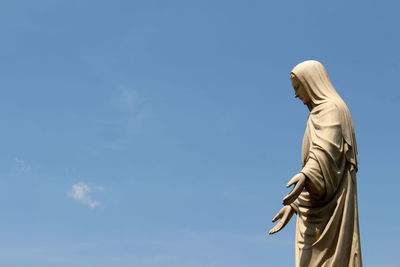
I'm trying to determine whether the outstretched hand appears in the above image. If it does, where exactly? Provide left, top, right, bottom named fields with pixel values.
left=282, top=173, right=306, bottom=206
left=269, top=205, right=295, bottom=235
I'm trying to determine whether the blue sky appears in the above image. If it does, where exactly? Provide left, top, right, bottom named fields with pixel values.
left=0, top=1, right=399, bottom=266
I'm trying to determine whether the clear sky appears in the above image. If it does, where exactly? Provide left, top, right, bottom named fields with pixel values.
left=1, top=1, right=399, bottom=266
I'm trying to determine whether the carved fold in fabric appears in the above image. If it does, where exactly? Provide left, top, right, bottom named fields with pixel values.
left=290, top=61, right=362, bottom=267
left=301, top=157, right=325, bottom=201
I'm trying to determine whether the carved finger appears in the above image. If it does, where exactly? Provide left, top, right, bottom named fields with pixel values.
left=272, top=209, right=283, bottom=223
left=286, top=175, right=299, bottom=188
left=283, top=178, right=305, bottom=205
left=269, top=221, right=283, bottom=235
left=283, top=189, right=300, bottom=205
left=282, top=191, right=294, bottom=205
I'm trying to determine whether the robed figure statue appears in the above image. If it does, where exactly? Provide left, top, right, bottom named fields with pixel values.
left=269, top=60, right=362, bottom=267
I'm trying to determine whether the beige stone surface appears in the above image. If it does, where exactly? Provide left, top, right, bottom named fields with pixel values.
left=269, top=60, right=362, bottom=267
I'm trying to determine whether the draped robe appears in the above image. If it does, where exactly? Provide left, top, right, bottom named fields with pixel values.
left=289, top=61, right=362, bottom=267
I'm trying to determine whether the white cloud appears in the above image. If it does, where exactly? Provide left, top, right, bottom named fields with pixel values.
left=68, top=182, right=102, bottom=209
left=13, top=158, right=31, bottom=172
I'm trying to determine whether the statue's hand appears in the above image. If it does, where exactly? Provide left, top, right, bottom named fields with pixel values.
left=269, top=205, right=295, bottom=235
left=282, top=173, right=306, bottom=205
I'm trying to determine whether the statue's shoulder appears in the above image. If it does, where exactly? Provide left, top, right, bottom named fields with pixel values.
left=312, top=101, right=338, bottom=114
left=310, top=101, right=341, bottom=123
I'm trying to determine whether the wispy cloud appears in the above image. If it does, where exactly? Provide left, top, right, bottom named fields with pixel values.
left=13, top=157, right=31, bottom=173
left=100, top=88, right=152, bottom=150
left=68, top=182, right=103, bottom=209
left=114, top=88, right=151, bottom=131
left=113, top=87, right=145, bottom=112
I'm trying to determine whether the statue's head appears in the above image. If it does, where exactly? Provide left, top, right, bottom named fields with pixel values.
left=290, top=60, right=342, bottom=108
left=290, top=73, right=312, bottom=107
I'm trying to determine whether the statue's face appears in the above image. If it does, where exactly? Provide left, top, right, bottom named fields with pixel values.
left=291, top=75, right=311, bottom=106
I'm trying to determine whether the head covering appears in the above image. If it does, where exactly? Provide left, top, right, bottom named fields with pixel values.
left=291, top=60, right=341, bottom=106
left=291, top=60, right=358, bottom=171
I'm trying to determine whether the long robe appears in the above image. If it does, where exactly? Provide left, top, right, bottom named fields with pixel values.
left=290, top=61, right=362, bottom=267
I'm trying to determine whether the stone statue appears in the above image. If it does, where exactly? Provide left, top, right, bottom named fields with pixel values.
left=269, top=60, right=362, bottom=267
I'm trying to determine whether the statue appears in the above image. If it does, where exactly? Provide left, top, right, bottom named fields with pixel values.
left=269, top=60, right=362, bottom=267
